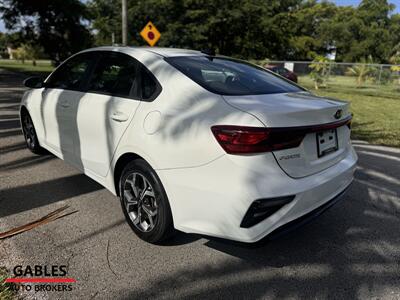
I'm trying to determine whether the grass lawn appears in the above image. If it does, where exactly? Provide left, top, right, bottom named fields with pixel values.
left=299, top=76, right=400, bottom=147
left=0, top=268, right=16, bottom=300
left=0, top=59, right=53, bottom=77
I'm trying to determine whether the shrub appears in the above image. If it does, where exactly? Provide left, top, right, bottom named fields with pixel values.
left=309, top=56, right=331, bottom=90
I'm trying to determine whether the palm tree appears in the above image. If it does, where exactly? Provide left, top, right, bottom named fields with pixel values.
left=346, top=55, right=376, bottom=87
left=389, top=46, right=400, bottom=86
left=309, top=56, right=331, bottom=90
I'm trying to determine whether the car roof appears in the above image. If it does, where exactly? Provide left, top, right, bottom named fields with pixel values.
left=81, top=46, right=205, bottom=58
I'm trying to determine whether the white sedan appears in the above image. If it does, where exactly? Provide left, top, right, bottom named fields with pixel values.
left=20, top=47, right=357, bottom=243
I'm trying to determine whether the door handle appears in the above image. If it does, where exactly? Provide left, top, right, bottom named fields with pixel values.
left=60, top=101, right=70, bottom=108
left=111, top=112, right=129, bottom=122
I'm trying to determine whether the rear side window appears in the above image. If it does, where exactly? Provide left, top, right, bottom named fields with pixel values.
left=46, top=53, right=92, bottom=90
left=140, top=66, right=159, bottom=101
left=165, top=56, right=303, bottom=96
left=87, top=52, right=139, bottom=98
left=275, top=67, right=289, bottom=76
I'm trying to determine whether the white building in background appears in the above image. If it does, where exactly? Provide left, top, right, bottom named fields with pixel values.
left=326, top=45, right=337, bottom=61
left=7, top=47, right=14, bottom=59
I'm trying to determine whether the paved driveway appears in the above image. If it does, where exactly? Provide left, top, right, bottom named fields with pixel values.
left=0, top=69, right=399, bottom=299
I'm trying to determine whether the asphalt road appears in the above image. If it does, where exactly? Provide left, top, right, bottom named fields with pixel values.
left=0, top=68, right=399, bottom=300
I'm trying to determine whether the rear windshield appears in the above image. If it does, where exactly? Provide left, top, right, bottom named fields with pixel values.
left=165, top=56, right=303, bottom=96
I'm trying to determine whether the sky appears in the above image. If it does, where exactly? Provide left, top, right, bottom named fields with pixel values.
left=334, top=0, right=399, bottom=10
left=0, top=0, right=399, bottom=32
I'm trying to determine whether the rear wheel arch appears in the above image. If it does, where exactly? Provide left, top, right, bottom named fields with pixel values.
left=118, top=158, right=175, bottom=243
left=114, top=152, right=147, bottom=196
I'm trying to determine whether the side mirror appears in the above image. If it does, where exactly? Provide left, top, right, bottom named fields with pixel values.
left=23, top=77, right=44, bottom=89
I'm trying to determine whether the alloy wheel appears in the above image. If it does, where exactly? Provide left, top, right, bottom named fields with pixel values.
left=123, top=172, right=158, bottom=232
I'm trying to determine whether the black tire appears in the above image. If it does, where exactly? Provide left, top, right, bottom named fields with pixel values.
left=119, top=159, right=175, bottom=243
left=21, top=110, right=46, bottom=154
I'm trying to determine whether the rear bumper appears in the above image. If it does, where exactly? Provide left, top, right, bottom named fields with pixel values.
left=267, top=182, right=351, bottom=240
left=157, top=146, right=357, bottom=243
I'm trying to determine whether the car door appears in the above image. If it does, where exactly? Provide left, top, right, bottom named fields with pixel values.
left=75, top=51, right=142, bottom=177
left=41, top=53, right=95, bottom=163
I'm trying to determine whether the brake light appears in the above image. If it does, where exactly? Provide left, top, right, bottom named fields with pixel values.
left=212, top=116, right=352, bottom=155
left=211, top=125, right=304, bottom=154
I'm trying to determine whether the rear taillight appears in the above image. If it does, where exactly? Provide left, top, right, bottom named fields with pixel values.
left=211, top=125, right=304, bottom=154
left=211, top=116, right=352, bottom=155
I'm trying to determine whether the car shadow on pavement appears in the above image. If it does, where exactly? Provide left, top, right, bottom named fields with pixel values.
left=158, top=232, right=202, bottom=246
left=0, top=174, right=102, bottom=218
left=0, top=119, right=21, bottom=130
left=0, top=129, right=22, bottom=138
left=0, top=114, right=19, bottom=119
left=0, top=87, right=55, bottom=170
left=0, top=154, right=54, bottom=170
left=0, top=141, right=26, bottom=154
left=118, top=144, right=400, bottom=299
left=121, top=185, right=399, bottom=299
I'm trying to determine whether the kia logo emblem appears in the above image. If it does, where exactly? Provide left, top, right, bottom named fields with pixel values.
left=334, top=109, right=342, bottom=119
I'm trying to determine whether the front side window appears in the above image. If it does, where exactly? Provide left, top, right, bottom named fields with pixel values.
left=87, top=52, right=139, bottom=98
left=46, top=53, right=92, bottom=90
left=165, top=56, right=303, bottom=96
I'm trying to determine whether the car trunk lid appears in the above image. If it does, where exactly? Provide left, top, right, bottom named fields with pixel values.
left=222, top=92, right=352, bottom=178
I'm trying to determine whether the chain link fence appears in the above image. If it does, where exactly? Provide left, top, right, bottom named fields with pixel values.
left=268, top=61, right=399, bottom=85
left=264, top=61, right=400, bottom=98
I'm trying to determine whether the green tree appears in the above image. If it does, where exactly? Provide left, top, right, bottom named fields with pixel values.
left=0, top=31, right=24, bottom=58
left=89, top=0, right=303, bottom=60
left=288, top=0, right=399, bottom=63
left=21, top=43, right=43, bottom=65
left=0, top=33, right=7, bottom=58
left=288, top=1, right=338, bottom=60
left=88, top=0, right=121, bottom=45
left=0, top=0, right=93, bottom=64
left=326, top=0, right=396, bottom=63
left=87, top=0, right=400, bottom=62
left=12, top=46, right=28, bottom=63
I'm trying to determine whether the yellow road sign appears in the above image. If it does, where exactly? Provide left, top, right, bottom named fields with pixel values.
left=140, top=21, right=161, bottom=47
